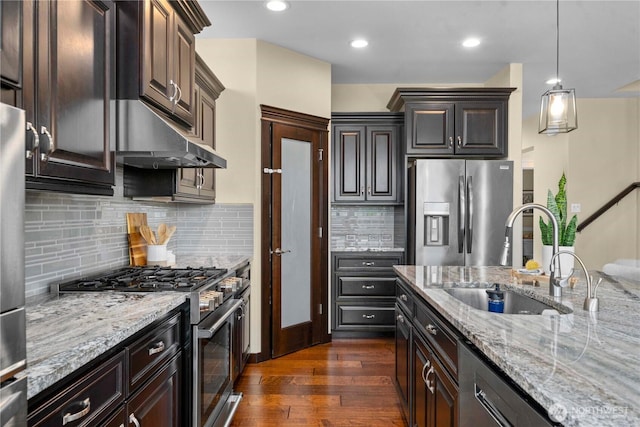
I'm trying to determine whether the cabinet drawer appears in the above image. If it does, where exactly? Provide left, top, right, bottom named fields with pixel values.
left=128, top=312, right=181, bottom=392
left=414, top=300, right=458, bottom=379
left=28, top=351, right=125, bottom=427
left=337, top=306, right=395, bottom=327
left=396, top=280, right=414, bottom=316
left=334, top=254, right=403, bottom=271
left=337, top=277, right=396, bottom=298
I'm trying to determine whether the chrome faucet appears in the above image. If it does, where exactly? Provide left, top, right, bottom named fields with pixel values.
left=499, top=203, right=564, bottom=298
left=550, top=250, right=603, bottom=311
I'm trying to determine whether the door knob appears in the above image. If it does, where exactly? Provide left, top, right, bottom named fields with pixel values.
left=271, top=248, right=291, bottom=256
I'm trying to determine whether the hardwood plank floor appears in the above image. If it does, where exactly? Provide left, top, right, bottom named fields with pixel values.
left=230, top=338, right=406, bottom=427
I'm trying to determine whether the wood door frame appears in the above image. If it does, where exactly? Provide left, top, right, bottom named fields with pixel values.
left=256, top=105, right=330, bottom=362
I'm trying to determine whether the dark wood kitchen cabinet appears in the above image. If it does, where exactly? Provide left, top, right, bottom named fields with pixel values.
left=176, top=54, right=225, bottom=200
left=1, top=0, right=23, bottom=106
left=22, top=0, right=116, bottom=195
left=28, top=307, right=186, bottom=427
left=332, top=251, right=404, bottom=337
left=332, top=113, right=403, bottom=204
left=387, top=88, right=514, bottom=158
left=116, top=0, right=210, bottom=128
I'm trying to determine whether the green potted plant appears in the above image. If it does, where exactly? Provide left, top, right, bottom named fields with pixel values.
left=539, top=173, right=578, bottom=274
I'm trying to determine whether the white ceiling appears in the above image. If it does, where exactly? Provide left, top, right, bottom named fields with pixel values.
left=197, top=0, right=640, bottom=118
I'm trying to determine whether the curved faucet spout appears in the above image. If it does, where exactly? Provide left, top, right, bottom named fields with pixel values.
left=500, top=203, right=562, bottom=298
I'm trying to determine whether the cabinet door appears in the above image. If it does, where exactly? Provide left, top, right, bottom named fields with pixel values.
left=366, top=125, right=398, bottom=202
left=0, top=0, right=22, bottom=104
left=431, top=357, right=458, bottom=427
left=405, top=102, right=455, bottom=155
left=35, top=0, right=115, bottom=186
left=171, top=13, right=195, bottom=126
left=454, top=101, right=506, bottom=157
left=333, top=125, right=366, bottom=202
left=141, top=0, right=174, bottom=113
left=198, top=87, right=217, bottom=199
left=413, top=335, right=433, bottom=427
left=127, top=353, right=181, bottom=427
left=395, top=306, right=411, bottom=422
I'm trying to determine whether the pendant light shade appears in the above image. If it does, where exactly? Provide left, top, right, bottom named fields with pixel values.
left=539, top=0, right=577, bottom=134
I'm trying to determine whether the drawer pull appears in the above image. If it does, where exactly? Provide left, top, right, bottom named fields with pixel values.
left=62, top=398, right=90, bottom=425
left=426, top=324, right=438, bottom=335
left=362, top=314, right=376, bottom=319
left=397, top=314, right=405, bottom=323
left=425, top=366, right=435, bottom=393
left=421, top=359, right=431, bottom=382
left=362, top=261, right=375, bottom=266
left=361, top=284, right=375, bottom=290
left=400, top=294, right=408, bottom=302
left=129, top=413, right=141, bottom=427
left=148, top=340, right=166, bottom=356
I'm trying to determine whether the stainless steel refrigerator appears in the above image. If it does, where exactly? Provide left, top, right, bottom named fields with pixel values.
left=408, top=159, right=513, bottom=266
left=0, top=103, right=27, bottom=426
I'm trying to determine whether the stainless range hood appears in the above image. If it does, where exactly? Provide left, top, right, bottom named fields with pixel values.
left=116, top=100, right=227, bottom=169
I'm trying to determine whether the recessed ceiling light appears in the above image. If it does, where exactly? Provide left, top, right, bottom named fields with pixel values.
left=546, top=78, right=561, bottom=85
left=350, top=39, right=369, bottom=48
left=266, top=1, right=288, bottom=12
left=462, top=38, right=481, bottom=48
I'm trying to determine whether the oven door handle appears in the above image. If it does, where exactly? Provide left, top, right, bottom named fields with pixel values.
left=198, top=299, right=243, bottom=339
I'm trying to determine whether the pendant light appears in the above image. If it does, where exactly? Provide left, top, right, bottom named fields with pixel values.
left=539, top=0, right=577, bottom=134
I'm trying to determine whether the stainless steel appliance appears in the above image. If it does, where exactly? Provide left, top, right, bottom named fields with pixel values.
left=56, top=262, right=250, bottom=427
left=0, top=103, right=28, bottom=426
left=459, top=342, right=553, bottom=427
left=408, top=159, right=513, bottom=266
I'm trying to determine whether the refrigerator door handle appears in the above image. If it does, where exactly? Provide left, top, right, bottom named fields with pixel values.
left=467, top=176, right=474, bottom=253
left=458, top=176, right=465, bottom=253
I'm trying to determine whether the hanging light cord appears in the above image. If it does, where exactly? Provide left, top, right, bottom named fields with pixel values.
left=555, top=0, right=560, bottom=85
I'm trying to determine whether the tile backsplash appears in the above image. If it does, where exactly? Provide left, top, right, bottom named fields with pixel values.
left=330, top=205, right=405, bottom=250
left=24, top=168, right=253, bottom=297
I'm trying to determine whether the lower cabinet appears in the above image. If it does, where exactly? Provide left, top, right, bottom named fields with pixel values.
left=332, top=251, right=404, bottom=337
left=28, top=307, right=186, bottom=427
left=395, top=304, right=412, bottom=423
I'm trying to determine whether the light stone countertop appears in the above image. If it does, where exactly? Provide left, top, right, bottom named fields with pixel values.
left=331, top=247, right=405, bottom=252
left=394, top=265, right=640, bottom=427
left=21, top=254, right=251, bottom=400
left=21, top=292, right=187, bottom=399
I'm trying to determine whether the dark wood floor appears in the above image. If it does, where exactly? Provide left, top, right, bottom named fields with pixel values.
left=230, top=337, right=406, bottom=426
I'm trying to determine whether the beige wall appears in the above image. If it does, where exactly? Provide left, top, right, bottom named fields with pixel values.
left=522, top=97, right=640, bottom=268
left=196, top=39, right=332, bottom=353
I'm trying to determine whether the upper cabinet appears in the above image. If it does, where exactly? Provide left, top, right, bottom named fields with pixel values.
left=332, top=113, right=403, bottom=204
left=22, top=0, right=116, bottom=195
left=116, top=0, right=210, bottom=129
left=0, top=0, right=23, bottom=106
left=387, top=88, right=515, bottom=158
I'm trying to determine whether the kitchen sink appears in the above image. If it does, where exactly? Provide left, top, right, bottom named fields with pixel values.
left=443, top=287, right=572, bottom=315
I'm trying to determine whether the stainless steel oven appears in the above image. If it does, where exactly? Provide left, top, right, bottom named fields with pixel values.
left=193, top=298, right=243, bottom=427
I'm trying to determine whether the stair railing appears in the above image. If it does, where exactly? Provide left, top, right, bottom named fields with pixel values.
left=577, top=182, right=640, bottom=232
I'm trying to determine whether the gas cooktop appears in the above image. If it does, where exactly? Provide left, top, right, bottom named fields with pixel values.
left=55, top=266, right=229, bottom=292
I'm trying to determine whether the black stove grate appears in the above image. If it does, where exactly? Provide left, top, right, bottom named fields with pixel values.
left=57, top=266, right=228, bottom=292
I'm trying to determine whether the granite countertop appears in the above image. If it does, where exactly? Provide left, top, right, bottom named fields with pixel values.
left=21, top=254, right=251, bottom=400
left=394, top=265, right=640, bottom=427
left=331, top=247, right=405, bottom=252
left=21, top=292, right=187, bottom=399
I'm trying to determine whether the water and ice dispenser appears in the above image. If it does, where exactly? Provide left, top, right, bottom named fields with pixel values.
left=423, top=202, right=450, bottom=246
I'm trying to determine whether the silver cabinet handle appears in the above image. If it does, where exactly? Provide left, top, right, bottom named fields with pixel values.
left=362, top=261, right=375, bottom=266
left=457, top=136, right=462, bottom=147
left=148, top=340, right=165, bottom=356
left=175, top=83, right=182, bottom=105
left=168, top=79, right=178, bottom=102
left=129, top=413, right=141, bottom=427
left=271, top=248, right=291, bottom=256
left=40, top=126, right=54, bottom=161
left=362, top=284, right=375, bottom=290
left=26, top=122, right=39, bottom=159
left=367, top=186, right=371, bottom=195
left=362, top=314, right=375, bottom=319
left=360, top=185, right=364, bottom=195
left=200, top=172, right=205, bottom=188
left=426, top=324, right=438, bottom=335
left=397, top=314, right=405, bottom=323
left=400, top=294, right=408, bottom=302
left=62, top=398, right=90, bottom=425
left=421, top=359, right=431, bottom=383
left=449, top=136, right=453, bottom=148
left=425, top=366, right=435, bottom=393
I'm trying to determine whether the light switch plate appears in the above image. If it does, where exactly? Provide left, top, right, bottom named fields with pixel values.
left=571, top=203, right=581, bottom=213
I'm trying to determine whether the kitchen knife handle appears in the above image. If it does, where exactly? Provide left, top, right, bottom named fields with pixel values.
left=458, top=176, right=465, bottom=253
left=467, top=175, right=473, bottom=253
